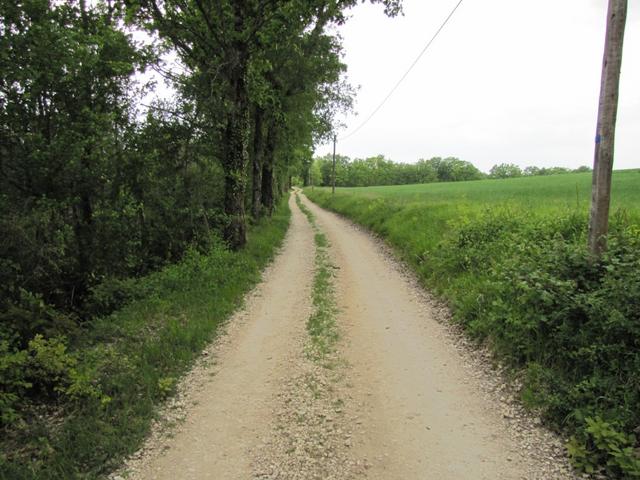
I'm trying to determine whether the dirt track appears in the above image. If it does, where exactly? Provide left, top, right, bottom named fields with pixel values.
left=119, top=192, right=576, bottom=480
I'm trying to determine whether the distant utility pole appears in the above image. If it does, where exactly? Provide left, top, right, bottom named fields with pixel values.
left=310, top=164, right=314, bottom=191
left=332, top=134, right=337, bottom=195
left=588, top=0, right=627, bottom=257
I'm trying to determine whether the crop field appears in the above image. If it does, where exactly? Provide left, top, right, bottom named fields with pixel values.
left=309, top=170, right=640, bottom=272
left=334, top=169, right=640, bottom=213
left=305, top=169, right=640, bottom=477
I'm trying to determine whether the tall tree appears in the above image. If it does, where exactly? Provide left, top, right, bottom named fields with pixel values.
left=130, top=0, right=402, bottom=247
left=1, top=0, right=145, bottom=314
left=130, top=0, right=262, bottom=248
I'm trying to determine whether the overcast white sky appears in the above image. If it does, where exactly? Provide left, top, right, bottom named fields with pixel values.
left=316, top=0, right=639, bottom=172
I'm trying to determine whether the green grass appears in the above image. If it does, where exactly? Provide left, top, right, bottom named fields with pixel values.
left=1, top=197, right=291, bottom=480
left=307, top=170, right=639, bottom=269
left=334, top=169, right=640, bottom=212
left=295, top=194, right=339, bottom=362
left=305, top=170, right=640, bottom=478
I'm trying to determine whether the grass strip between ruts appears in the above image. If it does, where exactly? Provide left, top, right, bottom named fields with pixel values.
left=295, top=193, right=339, bottom=363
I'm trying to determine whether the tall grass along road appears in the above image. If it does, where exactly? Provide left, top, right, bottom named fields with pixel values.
left=115, top=191, right=576, bottom=479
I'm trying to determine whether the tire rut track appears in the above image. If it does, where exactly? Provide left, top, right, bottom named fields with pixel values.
left=117, top=194, right=315, bottom=480
left=299, top=192, right=577, bottom=480
left=252, top=192, right=365, bottom=479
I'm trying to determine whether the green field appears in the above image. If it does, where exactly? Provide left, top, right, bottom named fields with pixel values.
left=334, top=169, right=639, bottom=212
left=305, top=170, right=640, bottom=478
left=310, top=170, right=639, bottom=267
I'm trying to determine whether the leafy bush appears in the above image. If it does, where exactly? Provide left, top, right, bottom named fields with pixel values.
left=0, top=341, right=29, bottom=425
left=83, top=277, right=150, bottom=318
left=0, top=335, right=102, bottom=426
left=0, top=289, right=79, bottom=349
left=435, top=211, right=640, bottom=476
left=568, top=417, right=640, bottom=477
left=1, top=196, right=291, bottom=479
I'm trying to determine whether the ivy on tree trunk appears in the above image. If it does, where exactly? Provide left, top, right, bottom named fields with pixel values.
left=251, top=106, right=266, bottom=220
left=222, top=41, right=250, bottom=249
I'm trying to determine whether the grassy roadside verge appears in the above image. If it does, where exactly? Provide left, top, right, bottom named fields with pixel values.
left=295, top=193, right=339, bottom=362
left=305, top=185, right=640, bottom=478
left=1, top=197, right=291, bottom=480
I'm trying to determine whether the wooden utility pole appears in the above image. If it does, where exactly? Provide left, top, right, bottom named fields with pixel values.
left=310, top=165, right=314, bottom=191
left=332, top=135, right=337, bottom=195
left=588, top=0, right=627, bottom=257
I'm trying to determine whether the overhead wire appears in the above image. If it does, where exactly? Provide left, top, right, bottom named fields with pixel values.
left=338, top=0, right=465, bottom=142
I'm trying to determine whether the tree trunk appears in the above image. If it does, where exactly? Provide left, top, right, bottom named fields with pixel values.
left=261, top=120, right=277, bottom=216
left=74, top=194, right=94, bottom=263
left=73, top=0, right=96, bottom=300
left=222, top=43, right=249, bottom=249
left=588, top=0, right=627, bottom=257
left=251, top=106, right=265, bottom=219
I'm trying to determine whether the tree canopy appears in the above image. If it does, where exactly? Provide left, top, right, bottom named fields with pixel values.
left=0, top=0, right=405, bottom=437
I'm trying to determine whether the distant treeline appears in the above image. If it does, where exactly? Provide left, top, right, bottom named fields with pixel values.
left=489, top=163, right=592, bottom=178
left=306, top=155, right=592, bottom=188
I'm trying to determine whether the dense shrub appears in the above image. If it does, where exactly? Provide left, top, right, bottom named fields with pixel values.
left=0, top=335, right=98, bottom=426
left=1, top=198, right=291, bottom=479
left=432, top=213, right=640, bottom=477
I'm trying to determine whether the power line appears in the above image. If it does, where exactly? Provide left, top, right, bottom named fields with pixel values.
left=339, top=0, right=464, bottom=142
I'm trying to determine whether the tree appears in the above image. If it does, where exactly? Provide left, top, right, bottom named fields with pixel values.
left=129, top=0, right=267, bottom=248
left=130, top=0, right=401, bottom=248
left=414, top=159, right=438, bottom=183
left=0, top=0, right=146, bottom=319
left=430, top=157, right=483, bottom=182
left=490, top=163, right=522, bottom=179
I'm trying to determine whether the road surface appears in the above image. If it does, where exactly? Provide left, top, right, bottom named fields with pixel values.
left=120, top=192, right=575, bottom=480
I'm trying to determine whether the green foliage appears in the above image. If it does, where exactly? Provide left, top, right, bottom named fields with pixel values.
left=490, top=163, right=522, bottom=178
left=0, top=341, right=29, bottom=425
left=305, top=171, right=640, bottom=478
left=0, top=335, right=105, bottom=426
left=490, top=163, right=590, bottom=179
left=568, top=417, right=640, bottom=477
left=1, top=197, right=291, bottom=479
left=84, top=277, right=149, bottom=319
left=0, top=0, right=232, bottom=416
left=523, top=165, right=580, bottom=176
left=25, top=335, right=76, bottom=396
left=313, top=154, right=484, bottom=188
left=157, top=377, right=177, bottom=398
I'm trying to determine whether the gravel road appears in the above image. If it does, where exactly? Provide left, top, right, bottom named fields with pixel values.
left=116, top=192, right=578, bottom=480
